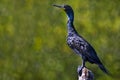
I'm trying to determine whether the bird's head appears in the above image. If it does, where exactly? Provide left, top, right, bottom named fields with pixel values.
left=53, top=4, right=74, bottom=22
left=53, top=4, right=72, bottom=13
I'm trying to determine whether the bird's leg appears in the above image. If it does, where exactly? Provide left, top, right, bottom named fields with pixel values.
left=77, top=59, right=86, bottom=76
left=77, top=65, right=83, bottom=76
left=82, top=59, right=85, bottom=68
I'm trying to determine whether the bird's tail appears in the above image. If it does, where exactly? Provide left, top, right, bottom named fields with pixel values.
left=98, top=63, right=109, bottom=75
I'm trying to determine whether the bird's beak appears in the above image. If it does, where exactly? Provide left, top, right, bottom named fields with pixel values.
left=53, top=4, right=65, bottom=9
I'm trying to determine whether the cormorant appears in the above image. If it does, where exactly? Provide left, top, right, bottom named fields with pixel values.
left=53, top=4, right=108, bottom=74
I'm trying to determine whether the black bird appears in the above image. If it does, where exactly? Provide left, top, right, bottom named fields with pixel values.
left=53, top=4, right=108, bottom=74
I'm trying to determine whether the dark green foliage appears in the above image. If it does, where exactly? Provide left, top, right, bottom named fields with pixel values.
left=0, top=0, right=119, bottom=80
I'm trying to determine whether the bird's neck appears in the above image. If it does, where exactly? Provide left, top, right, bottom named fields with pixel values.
left=66, top=10, right=78, bottom=36
left=66, top=10, right=74, bottom=22
left=67, top=20, right=77, bottom=36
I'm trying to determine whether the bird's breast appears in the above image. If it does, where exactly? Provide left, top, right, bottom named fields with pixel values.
left=67, top=36, right=74, bottom=47
left=67, top=36, right=80, bottom=50
left=67, top=36, right=88, bottom=54
left=67, top=37, right=83, bottom=55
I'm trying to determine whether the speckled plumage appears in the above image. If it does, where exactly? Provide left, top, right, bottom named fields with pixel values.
left=53, top=4, right=109, bottom=74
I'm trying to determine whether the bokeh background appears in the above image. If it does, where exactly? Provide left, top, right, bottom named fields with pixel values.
left=0, top=0, right=120, bottom=80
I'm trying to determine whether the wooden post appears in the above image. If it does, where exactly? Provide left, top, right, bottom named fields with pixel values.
left=77, top=66, right=94, bottom=80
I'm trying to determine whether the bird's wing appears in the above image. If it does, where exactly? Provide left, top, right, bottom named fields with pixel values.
left=85, top=44, right=102, bottom=64
left=73, top=36, right=102, bottom=64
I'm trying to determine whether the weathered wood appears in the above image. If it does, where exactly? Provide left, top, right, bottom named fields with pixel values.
left=77, top=66, right=94, bottom=80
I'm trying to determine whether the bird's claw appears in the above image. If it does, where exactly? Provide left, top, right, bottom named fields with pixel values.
left=77, top=65, right=84, bottom=76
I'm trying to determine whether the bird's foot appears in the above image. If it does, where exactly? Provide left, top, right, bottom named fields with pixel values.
left=77, top=65, right=85, bottom=76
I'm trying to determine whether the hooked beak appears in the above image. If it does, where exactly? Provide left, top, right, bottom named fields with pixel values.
left=53, top=4, right=65, bottom=9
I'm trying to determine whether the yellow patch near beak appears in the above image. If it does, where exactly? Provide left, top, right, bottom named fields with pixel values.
left=60, top=7, right=65, bottom=11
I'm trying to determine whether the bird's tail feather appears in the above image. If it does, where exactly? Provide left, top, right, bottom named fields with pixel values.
left=98, top=64, right=109, bottom=75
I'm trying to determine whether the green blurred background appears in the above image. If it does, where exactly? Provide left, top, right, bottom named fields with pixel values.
left=0, top=0, right=120, bottom=80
